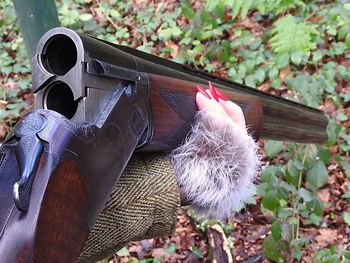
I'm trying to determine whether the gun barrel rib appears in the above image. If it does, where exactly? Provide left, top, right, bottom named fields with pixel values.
left=32, top=27, right=327, bottom=144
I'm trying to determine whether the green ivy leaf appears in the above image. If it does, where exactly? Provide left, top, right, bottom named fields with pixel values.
left=256, top=182, right=269, bottom=196
left=79, top=13, right=93, bottom=22
left=268, top=67, right=279, bottom=80
left=309, top=213, right=322, bottom=225
left=344, top=212, right=350, bottom=226
left=285, top=161, right=300, bottom=186
left=279, top=199, right=288, bottom=207
left=116, top=247, right=130, bottom=257
left=299, top=188, right=314, bottom=202
left=343, top=250, right=350, bottom=259
left=342, top=191, right=350, bottom=199
left=271, top=221, right=281, bottom=240
left=223, top=224, right=234, bottom=235
left=291, top=51, right=303, bottom=65
left=262, top=191, right=280, bottom=211
left=271, top=78, right=281, bottom=89
left=318, top=147, right=331, bottom=165
left=306, top=160, right=328, bottom=190
left=312, top=50, right=323, bottom=63
left=261, top=166, right=279, bottom=186
left=306, top=198, right=323, bottom=216
left=182, top=0, right=195, bottom=19
left=231, top=0, right=243, bottom=19
left=327, top=119, right=343, bottom=146
left=278, top=208, right=294, bottom=218
left=158, top=26, right=182, bottom=41
left=264, top=140, right=284, bottom=158
left=275, top=53, right=289, bottom=69
left=293, top=247, right=303, bottom=261
left=280, top=222, right=293, bottom=242
left=254, top=68, right=266, bottom=84
left=336, top=112, right=348, bottom=122
left=191, top=246, right=203, bottom=258
left=262, top=235, right=288, bottom=262
left=164, top=243, right=176, bottom=254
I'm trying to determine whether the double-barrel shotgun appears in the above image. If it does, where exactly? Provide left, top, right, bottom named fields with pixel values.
left=0, top=27, right=327, bottom=262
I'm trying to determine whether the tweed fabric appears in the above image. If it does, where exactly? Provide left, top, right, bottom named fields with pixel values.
left=77, top=154, right=180, bottom=263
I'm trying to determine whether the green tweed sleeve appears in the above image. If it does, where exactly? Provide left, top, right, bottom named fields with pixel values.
left=77, top=154, right=181, bottom=263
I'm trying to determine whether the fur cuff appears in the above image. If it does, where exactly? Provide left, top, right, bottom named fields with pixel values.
left=170, top=110, right=260, bottom=220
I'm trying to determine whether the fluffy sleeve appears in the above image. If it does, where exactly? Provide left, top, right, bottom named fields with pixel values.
left=170, top=109, right=260, bottom=220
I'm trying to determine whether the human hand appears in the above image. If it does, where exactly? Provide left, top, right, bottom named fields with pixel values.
left=196, top=82, right=247, bottom=134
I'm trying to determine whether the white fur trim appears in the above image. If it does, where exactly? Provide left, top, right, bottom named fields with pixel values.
left=170, top=110, right=260, bottom=220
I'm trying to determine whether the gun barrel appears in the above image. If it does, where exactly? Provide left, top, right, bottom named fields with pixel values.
left=32, top=27, right=328, bottom=144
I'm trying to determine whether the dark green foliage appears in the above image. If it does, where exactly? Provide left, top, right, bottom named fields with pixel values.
left=1, top=0, right=349, bottom=261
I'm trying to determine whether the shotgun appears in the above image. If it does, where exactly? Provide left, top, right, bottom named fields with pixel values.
left=0, top=27, right=327, bottom=262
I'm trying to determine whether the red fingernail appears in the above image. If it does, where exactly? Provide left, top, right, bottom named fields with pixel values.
left=208, top=81, right=219, bottom=101
left=215, top=89, right=228, bottom=101
left=196, top=85, right=211, bottom=99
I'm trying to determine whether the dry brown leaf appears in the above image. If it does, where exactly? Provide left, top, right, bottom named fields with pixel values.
left=302, top=255, right=312, bottom=263
left=0, top=100, right=7, bottom=109
left=279, top=66, right=291, bottom=81
left=0, top=123, right=7, bottom=140
left=315, top=229, right=337, bottom=247
left=318, top=189, right=330, bottom=203
left=165, top=40, right=179, bottom=58
left=151, top=248, right=180, bottom=262
left=4, top=81, right=18, bottom=90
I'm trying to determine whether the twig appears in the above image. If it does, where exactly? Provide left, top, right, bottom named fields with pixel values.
left=95, top=0, right=119, bottom=29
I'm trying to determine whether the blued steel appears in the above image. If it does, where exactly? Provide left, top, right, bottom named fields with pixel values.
left=32, top=27, right=328, bottom=144
left=0, top=87, right=151, bottom=239
left=0, top=27, right=154, bottom=237
left=8, top=112, right=46, bottom=211
left=12, top=0, right=59, bottom=58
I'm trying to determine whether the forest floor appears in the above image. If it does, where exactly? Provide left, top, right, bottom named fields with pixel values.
left=1, top=0, right=350, bottom=262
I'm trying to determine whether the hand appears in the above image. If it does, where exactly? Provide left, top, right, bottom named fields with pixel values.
left=196, top=82, right=247, bottom=133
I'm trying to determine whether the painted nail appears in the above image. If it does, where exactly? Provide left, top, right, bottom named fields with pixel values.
left=196, top=85, right=211, bottom=99
left=215, top=88, right=228, bottom=101
left=208, top=81, right=219, bottom=101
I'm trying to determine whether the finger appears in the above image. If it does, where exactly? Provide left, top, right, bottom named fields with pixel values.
left=219, top=100, right=246, bottom=129
left=196, top=92, right=227, bottom=117
left=206, top=89, right=246, bottom=129
left=196, top=85, right=211, bottom=99
left=196, top=92, right=210, bottom=111
left=205, top=89, right=215, bottom=100
left=208, top=81, right=219, bottom=101
left=215, top=89, right=228, bottom=101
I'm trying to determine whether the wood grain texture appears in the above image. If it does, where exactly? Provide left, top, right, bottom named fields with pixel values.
left=146, top=73, right=328, bottom=146
left=145, top=74, right=263, bottom=151
left=34, top=160, right=90, bottom=263
left=0, top=154, right=91, bottom=263
left=114, top=42, right=327, bottom=144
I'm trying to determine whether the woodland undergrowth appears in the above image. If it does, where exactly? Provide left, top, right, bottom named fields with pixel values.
left=0, top=0, right=350, bottom=262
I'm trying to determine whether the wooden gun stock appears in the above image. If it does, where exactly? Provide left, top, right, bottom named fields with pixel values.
left=0, top=156, right=90, bottom=263
left=146, top=73, right=326, bottom=151
left=146, top=74, right=263, bottom=151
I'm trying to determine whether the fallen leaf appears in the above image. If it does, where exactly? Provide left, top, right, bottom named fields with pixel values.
left=315, top=229, right=337, bottom=247
left=318, top=189, right=330, bottom=203
left=165, top=40, right=179, bottom=58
